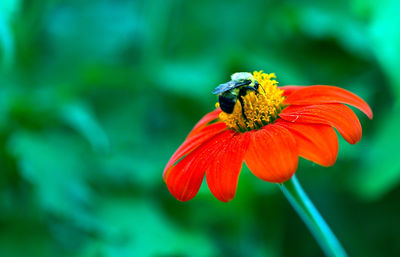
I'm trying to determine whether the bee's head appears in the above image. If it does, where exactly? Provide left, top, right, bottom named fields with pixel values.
left=231, top=72, right=255, bottom=84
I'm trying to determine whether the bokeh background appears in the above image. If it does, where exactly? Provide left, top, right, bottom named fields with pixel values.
left=1, top=0, right=399, bottom=256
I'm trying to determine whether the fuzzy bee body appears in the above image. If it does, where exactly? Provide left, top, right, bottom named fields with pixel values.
left=213, top=72, right=259, bottom=116
left=218, top=88, right=240, bottom=114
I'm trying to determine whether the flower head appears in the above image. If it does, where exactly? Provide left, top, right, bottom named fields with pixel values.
left=164, top=71, right=372, bottom=202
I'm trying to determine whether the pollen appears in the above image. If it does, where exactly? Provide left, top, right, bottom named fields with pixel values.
left=218, top=71, right=285, bottom=132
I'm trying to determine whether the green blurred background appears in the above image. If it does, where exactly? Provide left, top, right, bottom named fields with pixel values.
left=1, top=0, right=399, bottom=256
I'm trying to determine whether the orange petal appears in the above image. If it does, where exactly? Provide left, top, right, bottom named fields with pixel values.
left=280, top=104, right=362, bottom=144
left=206, top=132, right=250, bottom=202
left=187, top=108, right=222, bottom=138
left=165, top=130, right=234, bottom=201
left=244, top=124, right=298, bottom=183
left=163, top=122, right=227, bottom=178
left=280, top=86, right=306, bottom=97
left=283, top=85, right=373, bottom=119
left=276, top=119, right=338, bottom=167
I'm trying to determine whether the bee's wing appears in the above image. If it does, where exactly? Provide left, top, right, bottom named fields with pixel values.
left=212, top=81, right=249, bottom=94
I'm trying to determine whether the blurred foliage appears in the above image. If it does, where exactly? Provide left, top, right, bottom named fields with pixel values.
left=0, top=0, right=399, bottom=256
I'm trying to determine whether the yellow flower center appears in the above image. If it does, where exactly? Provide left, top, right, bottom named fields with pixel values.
left=216, top=71, right=285, bottom=132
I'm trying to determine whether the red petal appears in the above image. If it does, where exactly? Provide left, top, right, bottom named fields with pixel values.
left=276, top=119, right=338, bottom=167
left=280, top=104, right=362, bottom=144
left=187, top=108, right=222, bottom=138
left=244, top=124, right=298, bottom=183
left=280, top=86, right=306, bottom=97
left=284, top=85, right=373, bottom=119
left=206, top=132, right=250, bottom=202
left=163, top=122, right=227, bottom=178
left=165, top=130, right=234, bottom=201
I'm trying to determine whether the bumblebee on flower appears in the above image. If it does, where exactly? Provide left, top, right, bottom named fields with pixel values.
left=163, top=71, right=372, bottom=202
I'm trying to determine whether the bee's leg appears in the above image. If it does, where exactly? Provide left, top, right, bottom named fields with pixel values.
left=238, top=96, right=247, bottom=120
left=238, top=88, right=249, bottom=120
left=243, top=85, right=259, bottom=94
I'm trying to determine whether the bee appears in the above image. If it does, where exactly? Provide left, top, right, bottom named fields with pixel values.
left=212, top=72, right=259, bottom=119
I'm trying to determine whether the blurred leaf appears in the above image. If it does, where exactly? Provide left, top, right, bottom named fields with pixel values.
left=87, top=197, right=216, bottom=257
left=351, top=107, right=400, bottom=200
left=7, top=130, right=92, bottom=218
left=297, top=3, right=372, bottom=59
left=0, top=0, right=19, bottom=69
left=44, top=0, right=139, bottom=63
left=61, top=102, right=110, bottom=153
left=369, top=0, right=400, bottom=97
left=0, top=0, right=20, bottom=20
left=157, top=59, right=221, bottom=97
left=0, top=221, right=65, bottom=257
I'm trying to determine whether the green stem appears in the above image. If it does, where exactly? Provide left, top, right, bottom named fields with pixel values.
left=278, top=175, right=348, bottom=257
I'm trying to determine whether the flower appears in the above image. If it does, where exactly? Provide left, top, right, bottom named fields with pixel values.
left=164, top=71, right=372, bottom=202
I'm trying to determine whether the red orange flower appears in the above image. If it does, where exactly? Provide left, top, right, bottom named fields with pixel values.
left=163, top=72, right=372, bottom=202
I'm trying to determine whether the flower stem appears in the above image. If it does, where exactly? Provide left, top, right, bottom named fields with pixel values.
left=278, top=175, right=348, bottom=257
